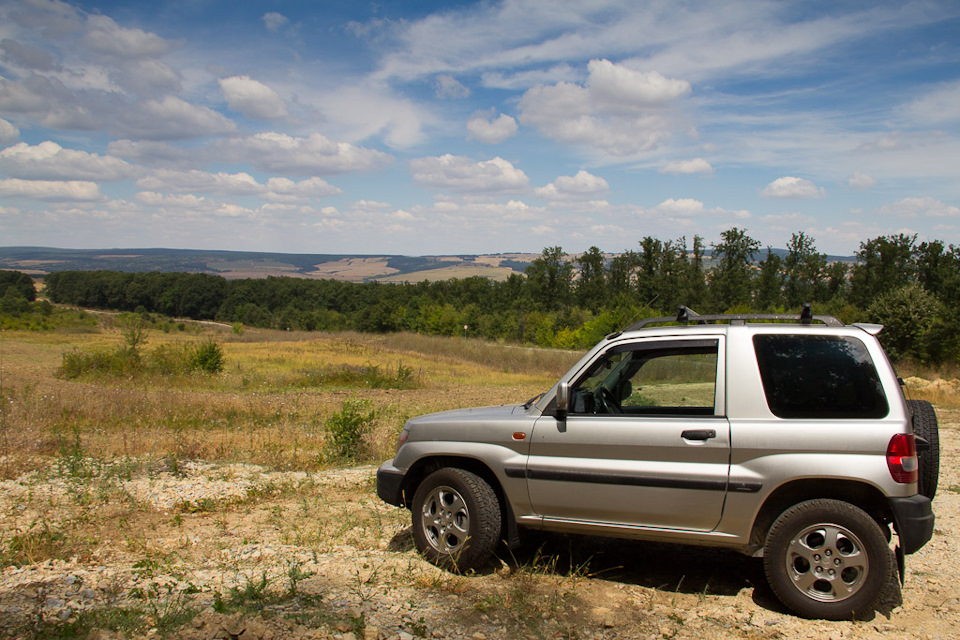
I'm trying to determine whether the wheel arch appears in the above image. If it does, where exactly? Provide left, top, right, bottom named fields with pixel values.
left=401, top=455, right=520, bottom=549
left=749, top=479, right=893, bottom=554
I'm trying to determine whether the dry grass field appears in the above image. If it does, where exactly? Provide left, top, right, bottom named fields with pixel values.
left=0, top=319, right=958, bottom=639
left=0, top=323, right=577, bottom=479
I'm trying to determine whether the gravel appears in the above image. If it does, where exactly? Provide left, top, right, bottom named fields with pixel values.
left=1, top=415, right=958, bottom=639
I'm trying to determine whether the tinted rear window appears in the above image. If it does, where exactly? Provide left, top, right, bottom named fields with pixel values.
left=753, top=335, right=888, bottom=419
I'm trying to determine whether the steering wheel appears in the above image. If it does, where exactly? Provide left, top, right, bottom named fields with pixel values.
left=595, top=387, right=622, bottom=414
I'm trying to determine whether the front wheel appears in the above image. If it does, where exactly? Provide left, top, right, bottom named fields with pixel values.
left=764, top=499, right=894, bottom=620
left=411, top=468, right=501, bottom=572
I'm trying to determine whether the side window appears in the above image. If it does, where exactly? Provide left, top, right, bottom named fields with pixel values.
left=571, top=340, right=719, bottom=416
left=753, top=334, right=889, bottom=419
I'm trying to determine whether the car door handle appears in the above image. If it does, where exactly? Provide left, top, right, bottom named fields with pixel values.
left=681, top=429, right=717, bottom=441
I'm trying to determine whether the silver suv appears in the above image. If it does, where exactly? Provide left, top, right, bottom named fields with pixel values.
left=377, top=307, right=937, bottom=620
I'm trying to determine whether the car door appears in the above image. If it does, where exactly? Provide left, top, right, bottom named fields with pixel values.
left=526, top=336, right=731, bottom=532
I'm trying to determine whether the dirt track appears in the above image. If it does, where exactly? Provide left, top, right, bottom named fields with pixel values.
left=1, top=413, right=958, bottom=639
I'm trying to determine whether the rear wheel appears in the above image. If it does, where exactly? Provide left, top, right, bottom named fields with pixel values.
left=764, top=499, right=894, bottom=620
left=411, top=468, right=501, bottom=572
left=907, top=399, right=939, bottom=500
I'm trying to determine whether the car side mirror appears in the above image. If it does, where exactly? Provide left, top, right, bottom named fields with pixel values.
left=555, top=382, right=570, bottom=421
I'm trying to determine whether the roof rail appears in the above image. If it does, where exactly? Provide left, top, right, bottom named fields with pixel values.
left=624, top=303, right=844, bottom=331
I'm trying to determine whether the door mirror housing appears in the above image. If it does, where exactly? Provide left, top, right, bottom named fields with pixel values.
left=554, top=382, right=570, bottom=421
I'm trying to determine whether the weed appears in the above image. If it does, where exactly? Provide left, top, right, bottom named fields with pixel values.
left=2, top=522, right=69, bottom=567
left=191, top=339, right=225, bottom=373
left=58, top=336, right=226, bottom=380
left=324, top=398, right=379, bottom=463
left=408, top=615, right=429, bottom=637
left=286, top=561, right=314, bottom=597
left=236, top=572, right=270, bottom=602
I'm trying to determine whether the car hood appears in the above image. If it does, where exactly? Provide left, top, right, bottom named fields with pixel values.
left=407, top=403, right=527, bottom=426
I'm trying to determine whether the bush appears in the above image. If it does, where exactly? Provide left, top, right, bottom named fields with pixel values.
left=58, top=339, right=226, bottom=379
left=866, top=283, right=945, bottom=362
left=191, top=340, right=225, bottom=374
left=59, top=348, right=139, bottom=379
left=324, top=399, right=379, bottom=463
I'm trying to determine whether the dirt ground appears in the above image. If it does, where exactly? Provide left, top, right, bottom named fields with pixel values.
left=0, top=412, right=958, bottom=640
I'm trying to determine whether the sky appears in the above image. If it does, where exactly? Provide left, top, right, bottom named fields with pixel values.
left=0, top=0, right=959, bottom=257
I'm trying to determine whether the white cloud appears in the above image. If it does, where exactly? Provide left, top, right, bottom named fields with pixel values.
left=856, top=132, right=909, bottom=153
left=213, top=132, right=392, bottom=175
left=0, top=75, right=98, bottom=130
left=660, top=158, right=713, bottom=175
left=466, top=110, right=518, bottom=144
left=536, top=170, right=608, bottom=201
left=434, top=75, right=470, bottom=99
left=136, top=170, right=261, bottom=195
left=760, top=176, right=825, bottom=199
left=0, top=141, right=137, bottom=181
left=632, top=198, right=751, bottom=226
left=656, top=198, right=706, bottom=215
left=136, top=191, right=206, bottom=208
left=262, top=12, right=289, bottom=33
left=847, top=172, right=876, bottom=189
left=0, top=178, right=100, bottom=200
left=219, top=76, right=288, bottom=121
left=136, top=169, right=343, bottom=201
left=117, top=60, right=181, bottom=97
left=264, top=177, right=343, bottom=202
left=0, top=118, right=20, bottom=145
left=82, top=15, right=173, bottom=59
left=410, top=154, right=529, bottom=193
left=481, top=64, right=579, bottom=90
left=518, top=59, right=689, bottom=157
left=585, top=59, right=691, bottom=107
left=116, top=96, right=236, bottom=140
left=106, top=139, right=197, bottom=168
left=0, top=38, right=57, bottom=71
left=878, top=197, right=960, bottom=219
left=312, top=84, right=429, bottom=148
left=903, top=80, right=960, bottom=125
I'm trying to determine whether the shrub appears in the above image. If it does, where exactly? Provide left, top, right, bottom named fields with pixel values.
left=324, top=399, right=379, bottom=463
left=58, top=339, right=226, bottom=379
left=866, top=283, right=945, bottom=362
left=190, top=340, right=225, bottom=374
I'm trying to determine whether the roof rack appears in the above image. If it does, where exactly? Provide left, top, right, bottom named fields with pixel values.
left=624, top=303, right=844, bottom=332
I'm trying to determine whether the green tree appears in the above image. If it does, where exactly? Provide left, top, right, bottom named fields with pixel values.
left=916, top=240, right=960, bottom=309
left=607, top=250, right=638, bottom=303
left=755, top=248, right=784, bottom=311
left=576, top=246, right=607, bottom=310
left=866, top=283, right=944, bottom=362
left=683, top=235, right=708, bottom=309
left=783, top=232, right=827, bottom=306
left=825, top=261, right=850, bottom=302
left=0, top=270, right=36, bottom=302
left=850, top=234, right=917, bottom=308
left=525, top=246, right=574, bottom=311
left=709, top=227, right=760, bottom=311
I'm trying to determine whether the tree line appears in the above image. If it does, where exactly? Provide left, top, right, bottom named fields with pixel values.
left=31, top=228, right=960, bottom=363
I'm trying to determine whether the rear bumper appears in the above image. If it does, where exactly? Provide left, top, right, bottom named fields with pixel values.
left=377, top=459, right=406, bottom=507
left=889, top=494, right=935, bottom=555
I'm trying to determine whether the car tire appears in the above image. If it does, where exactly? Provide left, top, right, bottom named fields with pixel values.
left=907, top=399, right=939, bottom=500
left=411, top=468, right=501, bottom=572
left=764, top=499, right=894, bottom=620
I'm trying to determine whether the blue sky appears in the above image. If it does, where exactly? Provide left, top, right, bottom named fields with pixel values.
left=1, top=0, right=959, bottom=257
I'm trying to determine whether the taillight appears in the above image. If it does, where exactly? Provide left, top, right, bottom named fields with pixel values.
left=887, top=434, right=918, bottom=484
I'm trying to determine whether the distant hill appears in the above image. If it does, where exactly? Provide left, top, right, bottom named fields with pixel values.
left=0, top=247, right=540, bottom=283
left=0, top=246, right=855, bottom=283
